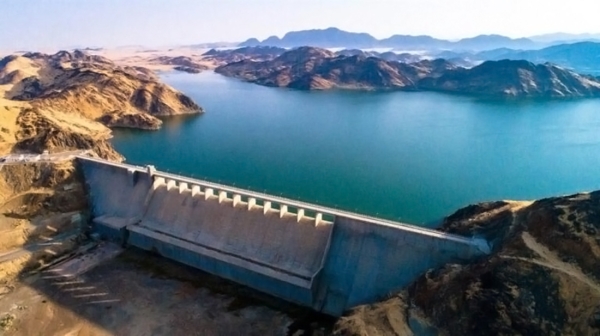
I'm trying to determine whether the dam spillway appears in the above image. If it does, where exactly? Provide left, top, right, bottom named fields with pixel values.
left=78, top=156, right=489, bottom=316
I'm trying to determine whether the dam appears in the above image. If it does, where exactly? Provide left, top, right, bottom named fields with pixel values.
left=78, top=155, right=489, bottom=316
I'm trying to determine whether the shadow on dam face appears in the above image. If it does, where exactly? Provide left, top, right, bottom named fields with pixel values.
left=73, top=155, right=489, bottom=317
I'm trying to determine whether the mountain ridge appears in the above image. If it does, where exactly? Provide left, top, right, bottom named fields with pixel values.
left=216, top=46, right=600, bottom=98
left=239, top=27, right=554, bottom=50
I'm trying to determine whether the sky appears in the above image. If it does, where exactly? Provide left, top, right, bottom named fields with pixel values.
left=1, top=0, right=599, bottom=50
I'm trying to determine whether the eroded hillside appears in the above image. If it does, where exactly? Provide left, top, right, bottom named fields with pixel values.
left=0, top=50, right=203, bottom=159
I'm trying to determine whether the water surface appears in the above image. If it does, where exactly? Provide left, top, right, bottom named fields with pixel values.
left=111, top=72, right=600, bottom=226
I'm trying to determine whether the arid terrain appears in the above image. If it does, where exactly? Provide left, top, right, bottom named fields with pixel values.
left=2, top=46, right=600, bottom=335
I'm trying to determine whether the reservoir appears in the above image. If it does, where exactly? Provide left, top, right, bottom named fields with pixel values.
left=111, top=72, right=600, bottom=226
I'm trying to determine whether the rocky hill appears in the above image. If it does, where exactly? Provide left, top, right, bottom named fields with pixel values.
left=216, top=46, right=457, bottom=90
left=487, top=42, right=600, bottom=76
left=0, top=50, right=202, bottom=159
left=1, top=51, right=201, bottom=121
left=335, top=192, right=600, bottom=335
left=149, top=55, right=210, bottom=73
left=420, top=60, right=600, bottom=97
left=334, top=49, right=423, bottom=63
left=439, top=42, right=600, bottom=76
left=202, top=46, right=287, bottom=66
left=216, top=47, right=600, bottom=97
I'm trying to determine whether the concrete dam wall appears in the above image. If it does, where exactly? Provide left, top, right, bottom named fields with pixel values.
left=79, top=156, right=489, bottom=316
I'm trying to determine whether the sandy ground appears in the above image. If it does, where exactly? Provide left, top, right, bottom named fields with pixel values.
left=92, top=47, right=218, bottom=72
left=0, top=246, right=333, bottom=336
left=0, top=83, right=28, bottom=155
left=1, top=45, right=218, bottom=74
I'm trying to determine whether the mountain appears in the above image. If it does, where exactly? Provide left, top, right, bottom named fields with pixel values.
left=334, top=49, right=423, bottom=63
left=528, top=32, right=600, bottom=43
left=202, top=46, right=286, bottom=65
left=479, top=42, right=600, bottom=75
left=420, top=59, right=600, bottom=97
left=216, top=47, right=459, bottom=90
left=378, top=34, right=449, bottom=49
left=3, top=51, right=201, bottom=123
left=454, top=34, right=536, bottom=51
left=149, top=55, right=210, bottom=73
left=239, top=38, right=260, bottom=46
left=239, top=28, right=540, bottom=51
left=335, top=191, right=600, bottom=335
left=216, top=47, right=600, bottom=97
left=240, top=27, right=378, bottom=48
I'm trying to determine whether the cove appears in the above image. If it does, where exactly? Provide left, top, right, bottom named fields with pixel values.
left=111, top=72, right=600, bottom=227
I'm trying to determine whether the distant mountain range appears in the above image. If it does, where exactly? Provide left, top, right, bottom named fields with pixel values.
left=439, top=42, right=600, bottom=75
left=238, top=27, right=600, bottom=51
left=201, top=46, right=424, bottom=65
left=528, top=33, right=600, bottom=43
left=200, top=41, right=600, bottom=77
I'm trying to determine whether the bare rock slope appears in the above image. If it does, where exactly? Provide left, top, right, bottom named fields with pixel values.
left=14, top=107, right=122, bottom=160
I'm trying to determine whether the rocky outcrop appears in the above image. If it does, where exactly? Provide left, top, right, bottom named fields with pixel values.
left=173, top=66, right=202, bottom=74
left=217, top=47, right=435, bottom=90
left=151, top=56, right=209, bottom=73
left=216, top=47, right=600, bottom=97
left=14, top=108, right=122, bottom=161
left=0, top=160, right=88, bottom=281
left=335, top=192, right=600, bottom=335
left=202, top=46, right=287, bottom=66
left=97, top=110, right=162, bottom=130
left=334, top=49, right=422, bottom=63
left=420, top=60, right=600, bottom=97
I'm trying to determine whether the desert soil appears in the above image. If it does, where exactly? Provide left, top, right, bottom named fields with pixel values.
left=0, top=247, right=333, bottom=336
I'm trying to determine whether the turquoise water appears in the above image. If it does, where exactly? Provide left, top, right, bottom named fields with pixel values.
left=111, top=72, right=600, bottom=227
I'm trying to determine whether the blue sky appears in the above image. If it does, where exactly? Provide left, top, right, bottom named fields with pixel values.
left=1, top=0, right=598, bottom=50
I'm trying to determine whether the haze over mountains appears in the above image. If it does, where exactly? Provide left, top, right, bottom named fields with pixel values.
left=238, top=27, right=600, bottom=51
left=436, top=42, right=600, bottom=76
